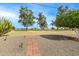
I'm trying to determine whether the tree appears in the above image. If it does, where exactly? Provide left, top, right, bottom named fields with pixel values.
left=54, top=5, right=71, bottom=28
left=54, top=5, right=79, bottom=39
left=51, top=20, right=56, bottom=29
left=65, top=10, right=79, bottom=39
left=38, top=12, right=48, bottom=30
left=55, top=5, right=79, bottom=28
left=19, top=6, right=35, bottom=30
left=0, top=17, right=13, bottom=35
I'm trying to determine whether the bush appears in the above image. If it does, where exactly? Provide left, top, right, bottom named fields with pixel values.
left=0, top=18, right=13, bottom=36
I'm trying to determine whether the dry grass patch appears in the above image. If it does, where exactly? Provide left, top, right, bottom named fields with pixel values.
left=7, top=30, right=76, bottom=37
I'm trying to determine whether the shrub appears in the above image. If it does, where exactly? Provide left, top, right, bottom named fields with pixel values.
left=0, top=18, right=13, bottom=36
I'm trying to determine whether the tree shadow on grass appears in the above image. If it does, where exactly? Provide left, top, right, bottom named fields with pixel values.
left=40, top=35, right=79, bottom=42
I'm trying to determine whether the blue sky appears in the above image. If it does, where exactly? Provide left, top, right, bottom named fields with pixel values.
left=0, top=3, right=79, bottom=29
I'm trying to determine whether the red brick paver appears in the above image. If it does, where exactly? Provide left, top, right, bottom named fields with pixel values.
left=26, top=36, right=41, bottom=56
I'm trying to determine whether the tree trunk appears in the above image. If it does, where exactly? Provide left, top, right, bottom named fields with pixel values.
left=26, top=25, right=29, bottom=30
left=26, top=27, right=28, bottom=30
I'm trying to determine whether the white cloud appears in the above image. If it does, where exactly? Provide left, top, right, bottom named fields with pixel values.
left=0, top=10, right=18, bottom=20
left=0, top=5, right=19, bottom=22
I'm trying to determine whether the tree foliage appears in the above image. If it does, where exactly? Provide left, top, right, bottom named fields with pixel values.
left=38, top=12, right=48, bottom=30
left=54, top=5, right=70, bottom=27
left=19, top=6, right=35, bottom=30
left=64, top=10, right=79, bottom=28
left=55, top=5, right=79, bottom=28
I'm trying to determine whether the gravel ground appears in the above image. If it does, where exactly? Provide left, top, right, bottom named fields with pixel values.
left=34, top=35, right=79, bottom=56
left=0, top=31, right=79, bottom=56
left=0, top=35, right=27, bottom=56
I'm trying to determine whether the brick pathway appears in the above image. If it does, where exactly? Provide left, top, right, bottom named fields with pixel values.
left=26, top=36, right=41, bottom=56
